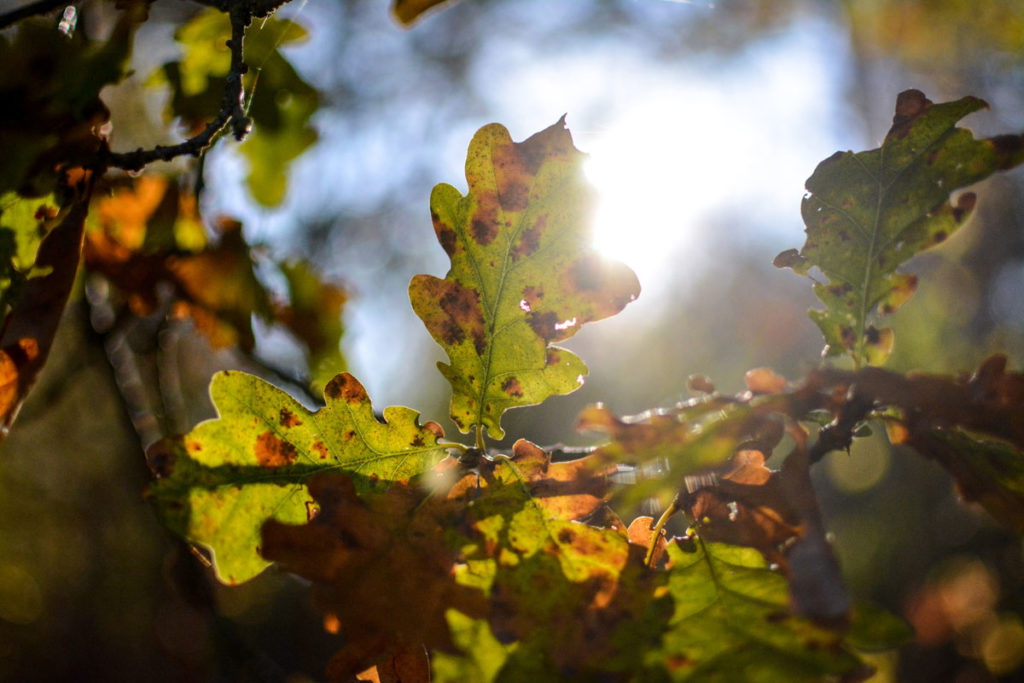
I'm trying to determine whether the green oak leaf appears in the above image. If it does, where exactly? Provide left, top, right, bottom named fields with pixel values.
left=440, top=444, right=658, bottom=681
left=146, top=370, right=446, bottom=584
left=776, top=90, right=1024, bottom=366
left=147, top=10, right=319, bottom=206
left=652, top=539, right=864, bottom=682
left=907, top=427, right=1024, bottom=534
left=0, top=191, right=61, bottom=317
left=410, top=119, right=640, bottom=439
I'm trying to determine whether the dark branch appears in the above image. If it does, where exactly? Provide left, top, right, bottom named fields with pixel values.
left=0, top=0, right=66, bottom=30
left=193, top=0, right=292, bottom=18
left=103, top=6, right=253, bottom=172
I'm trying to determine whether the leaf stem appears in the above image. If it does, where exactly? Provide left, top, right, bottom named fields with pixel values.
left=645, top=498, right=680, bottom=567
left=441, top=440, right=469, bottom=454
left=474, top=424, right=486, bottom=451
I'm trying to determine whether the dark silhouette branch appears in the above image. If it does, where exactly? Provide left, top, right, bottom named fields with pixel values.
left=103, top=5, right=254, bottom=172
left=0, top=0, right=66, bottom=30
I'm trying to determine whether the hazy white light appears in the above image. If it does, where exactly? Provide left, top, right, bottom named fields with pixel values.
left=585, top=86, right=751, bottom=286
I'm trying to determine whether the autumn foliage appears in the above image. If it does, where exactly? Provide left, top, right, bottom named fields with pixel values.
left=2, top=1, right=1024, bottom=681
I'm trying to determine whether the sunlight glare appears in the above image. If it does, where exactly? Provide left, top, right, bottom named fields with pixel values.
left=585, top=86, right=752, bottom=288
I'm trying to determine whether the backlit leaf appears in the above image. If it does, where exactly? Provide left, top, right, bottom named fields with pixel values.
left=148, top=10, right=319, bottom=206
left=652, top=539, right=865, bottom=681
left=392, top=0, right=457, bottom=25
left=146, top=371, right=447, bottom=583
left=0, top=190, right=88, bottom=438
left=0, top=191, right=61, bottom=318
left=410, top=119, right=639, bottom=439
left=85, top=176, right=347, bottom=370
left=777, top=90, right=1024, bottom=366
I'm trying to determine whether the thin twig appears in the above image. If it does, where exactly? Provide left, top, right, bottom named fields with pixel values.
left=0, top=0, right=66, bottom=30
left=103, top=6, right=253, bottom=172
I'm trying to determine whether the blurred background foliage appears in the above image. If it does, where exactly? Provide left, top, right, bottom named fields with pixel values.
left=0, top=0, right=1023, bottom=680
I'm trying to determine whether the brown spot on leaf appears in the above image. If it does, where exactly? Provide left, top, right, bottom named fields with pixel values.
left=498, top=181, right=529, bottom=212
left=952, top=192, right=976, bottom=222
left=888, top=89, right=933, bottom=140
left=840, top=326, right=856, bottom=348
left=312, top=441, right=329, bottom=460
left=512, top=217, right=544, bottom=260
left=411, top=435, right=425, bottom=447
left=521, top=285, right=543, bottom=311
left=826, top=283, right=852, bottom=297
left=145, top=439, right=176, bottom=478
left=34, top=204, right=57, bottom=221
left=545, top=349, right=561, bottom=366
left=413, top=278, right=487, bottom=351
left=472, top=330, right=486, bottom=356
left=557, top=528, right=575, bottom=545
left=431, top=211, right=457, bottom=257
left=528, top=310, right=559, bottom=340
left=515, top=116, right=572, bottom=173
left=325, top=373, right=369, bottom=404
left=279, top=408, right=302, bottom=428
left=470, top=190, right=500, bottom=246
left=991, top=134, right=1024, bottom=165
left=501, top=377, right=523, bottom=397
left=186, top=439, right=202, bottom=453
left=255, top=431, right=298, bottom=467
left=344, top=429, right=356, bottom=441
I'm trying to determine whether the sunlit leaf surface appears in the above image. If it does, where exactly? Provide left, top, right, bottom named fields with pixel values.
left=410, top=119, right=639, bottom=439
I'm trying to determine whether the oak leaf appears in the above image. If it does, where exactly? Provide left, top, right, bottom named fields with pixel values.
left=410, top=118, right=639, bottom=439
left=0, top=190, right=89, bottom=438
left=776, top=90, right=1024, bottom=366
left=146, top=370, right=447, bottom=583
left=148, top=10, right=319, bottom=206
left=262, top=473, right=485, bottom=680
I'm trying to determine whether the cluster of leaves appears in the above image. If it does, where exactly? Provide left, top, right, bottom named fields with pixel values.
left=0, top=0, right=353, bottom=434
left=145, top=93, right=1024, bottom=682
left=3, top=1, right=1024, bottom=681
left=148, top=8, right=319, bottom=206
left=84, top=175, right=346, bottom=391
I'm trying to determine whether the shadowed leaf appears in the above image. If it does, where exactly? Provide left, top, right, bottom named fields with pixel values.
left=0, top=189, right=89, bottom=438
left=410, top=119, right=639, bottom=439
left=262, top=473, right=484, bottom=680
left=0, top=12, right=138, bottom=196
left=146, top=371, right=447, bottom=583
left=777, top=90, right=1024, bottom=365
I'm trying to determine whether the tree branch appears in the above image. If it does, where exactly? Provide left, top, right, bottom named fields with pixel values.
left=0, top=0, right=66, bottom=30
left=103, top=5, right=253, bottom=172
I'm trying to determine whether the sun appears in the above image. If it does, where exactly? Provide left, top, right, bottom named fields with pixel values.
left=583, top=86, right=746, bottom=290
